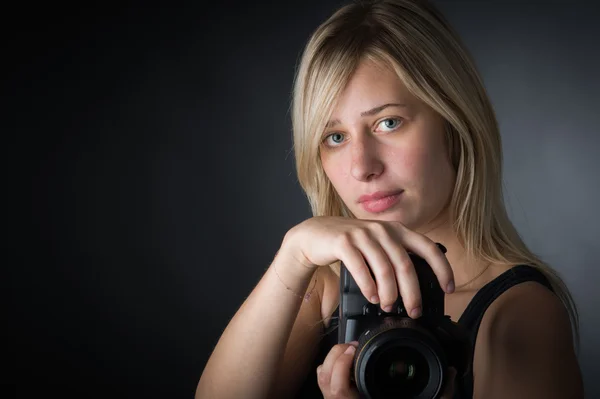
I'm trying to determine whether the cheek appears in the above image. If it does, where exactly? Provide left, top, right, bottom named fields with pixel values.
left=412, top=143, right=455, bottom=196
left=386, top=141, right=453, bottom=193
left=321, top=157, right=349, bottom=191
left=385, top=146, right=427, bottom=181
left=330, top=169, right=351, bottom=191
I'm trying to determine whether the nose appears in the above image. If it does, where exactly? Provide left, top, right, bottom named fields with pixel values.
left=350, top=134, right=384, bottom=181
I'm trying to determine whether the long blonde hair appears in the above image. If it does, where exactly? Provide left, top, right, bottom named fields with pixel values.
left=290, top=0, right=579, bottom=351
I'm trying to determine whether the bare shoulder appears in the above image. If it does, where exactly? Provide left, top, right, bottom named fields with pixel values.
left=478, top=278, right=572, bottom=350
left=473, top=273, right=583, bottom=398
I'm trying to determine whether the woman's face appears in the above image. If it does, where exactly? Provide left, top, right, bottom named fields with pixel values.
left=319, top=59, right=456, bottom=232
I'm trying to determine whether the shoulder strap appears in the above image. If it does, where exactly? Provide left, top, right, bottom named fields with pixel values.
left=458, top=264, right=553, bottom=329
left=454, top=265, right=554, bottom=399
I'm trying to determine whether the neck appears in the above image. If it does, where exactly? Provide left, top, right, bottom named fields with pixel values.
left=416, top=215, right=486, bottom=289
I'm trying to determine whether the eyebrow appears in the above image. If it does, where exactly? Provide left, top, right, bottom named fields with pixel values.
left=325, top=103, right=407, bottom=129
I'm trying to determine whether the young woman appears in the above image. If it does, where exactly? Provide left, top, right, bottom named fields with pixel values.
left=196, top=1, right=583, bottom=398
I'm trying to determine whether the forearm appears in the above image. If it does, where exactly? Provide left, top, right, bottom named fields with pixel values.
left=195, top=249, right=316, bottom=399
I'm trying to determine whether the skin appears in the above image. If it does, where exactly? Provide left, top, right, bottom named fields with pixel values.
left=194, top=57, right=583, bottom=399
left=320, top=60, right=455, bottom=235
left=310, top=58, right=583, bottom=398
left=319, top=58, right=487, bottom=290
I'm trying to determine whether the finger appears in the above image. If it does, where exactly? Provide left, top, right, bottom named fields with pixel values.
left=393, top=223, right=455, bottom=294
left=317, top=343, right=356, bottom=394
left=379, top=237, right=422, bottom=318
left=335, top=235, right=379, bottom=304
left=329, top=345, right=360, bottom=399
left=354, top=227, right=399, bottom=310
left=321, top=344, right=351, bottom=378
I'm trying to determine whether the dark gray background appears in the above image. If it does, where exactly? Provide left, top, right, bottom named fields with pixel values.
left=6, top=1, right=598, bottom=398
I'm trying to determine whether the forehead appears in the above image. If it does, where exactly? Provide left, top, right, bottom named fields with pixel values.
left=330, top=59, right=415, bottom=117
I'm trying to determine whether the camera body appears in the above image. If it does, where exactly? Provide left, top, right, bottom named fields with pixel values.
left=338, top=244, right=471, bottom=399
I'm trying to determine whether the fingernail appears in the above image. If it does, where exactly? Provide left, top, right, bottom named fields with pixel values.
left=344, top=345, right=356, bottom=355
left=410, top=307, right=422, bottom=318
left=317, top=365, right=322, bottom=374
left=370, top=295, right=380, bottom=304
left=446, top=280, right=455, bottom=293
left=349, top=340, right=359, bottom=347
left=383, top=305, right=393, bottom=313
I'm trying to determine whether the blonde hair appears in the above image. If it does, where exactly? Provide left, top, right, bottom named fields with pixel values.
left=290, top=0, right=579, bottom=351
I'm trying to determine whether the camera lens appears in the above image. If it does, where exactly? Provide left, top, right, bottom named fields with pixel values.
left=354, top=323, right=446, bottom=399
left=371, top=346, right=430, bottom=397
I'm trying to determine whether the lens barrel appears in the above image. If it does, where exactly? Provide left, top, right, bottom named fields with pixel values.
left=354, top=319, right=447, bottom=399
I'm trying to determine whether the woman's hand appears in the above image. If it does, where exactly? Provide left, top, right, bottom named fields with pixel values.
left=317, top=342, right=457, bottom=399
left=317, top=342, right=360, bottom=399
left=281, top=216, right=455, bottom=317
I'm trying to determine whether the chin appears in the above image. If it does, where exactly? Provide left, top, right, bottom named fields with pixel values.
left=358, top=209, right=418, bottom=227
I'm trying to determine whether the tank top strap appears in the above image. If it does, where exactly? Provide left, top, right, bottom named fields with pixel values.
left=458, top=264, right=553, bottom=329
left=454, top=264, right=554, bottom=398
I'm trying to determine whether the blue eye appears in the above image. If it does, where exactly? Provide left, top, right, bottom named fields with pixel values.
left=378, top=118, right=402, bottom=131
left=330, top=133, right=344, bottom=144
left=321, top=117, right=403, bottom=148
left=321, top=132, right=345, bottom=147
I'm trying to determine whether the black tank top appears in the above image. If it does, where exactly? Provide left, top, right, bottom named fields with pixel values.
left=295, top=265, right=554, bottom=399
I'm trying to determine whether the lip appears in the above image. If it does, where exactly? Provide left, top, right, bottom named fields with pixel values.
left=358, top=190, right=403, bottom=203
left=358, top=190, right=403, bottom=213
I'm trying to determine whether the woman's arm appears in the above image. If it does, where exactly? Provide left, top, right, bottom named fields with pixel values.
left=195, top=243, right=320, bottom=399
left=269, top=264, right=341, bottom=398
left=473, top=281, right=584, bottom=399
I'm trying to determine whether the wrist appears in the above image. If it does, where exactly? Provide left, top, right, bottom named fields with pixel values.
left=270, top=248, right=317, bottom=302
left=271, top=257, right=318, bottom=302
left=273, top=247, right=315, bottom=282
left=279, top=226, right=317, bottom=272
left=274, top=231, right=317, bottom=281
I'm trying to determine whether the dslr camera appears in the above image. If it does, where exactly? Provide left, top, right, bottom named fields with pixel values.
left=338, top=243, right=471, bottom=399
